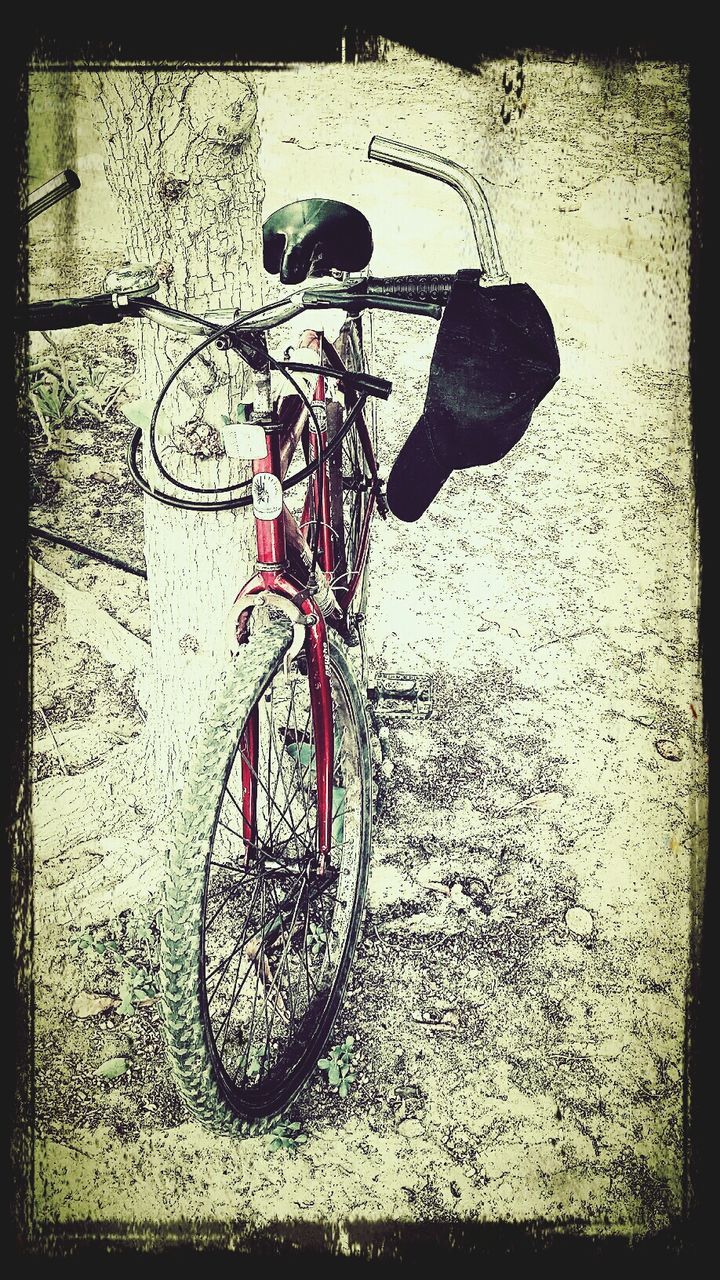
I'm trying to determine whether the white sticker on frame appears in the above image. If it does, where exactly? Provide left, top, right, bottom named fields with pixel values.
left=251, top=472, right=283, bottom=520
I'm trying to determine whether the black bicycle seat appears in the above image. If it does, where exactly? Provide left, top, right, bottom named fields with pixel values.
left=263, top=199, right=373, bottom=285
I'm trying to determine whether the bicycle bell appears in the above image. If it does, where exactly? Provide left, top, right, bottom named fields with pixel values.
left=103, top=264, right=159, bottom=296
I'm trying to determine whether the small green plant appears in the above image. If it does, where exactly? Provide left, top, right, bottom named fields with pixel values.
left=117, top=962, right=156, bottom=1015
left=308, top=921, right=328, bottom=958
left=221, top=402, right=252, bottom=426
left=318, top=1036, right=359, bottom=1099
left=28, top=344, right=131, bottom=449
left=268, top=1119, right=308, bottom=1154
left=30, top=375, right=73, bottom=445
left=71, top=930, right=122, bottom=960
left=71, top=908, right=160, bottom=1016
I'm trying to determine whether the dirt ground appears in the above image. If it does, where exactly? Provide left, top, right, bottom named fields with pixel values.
left=20, top=53, right=704, bottom=1257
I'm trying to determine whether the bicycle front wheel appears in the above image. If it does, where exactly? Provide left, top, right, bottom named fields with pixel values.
left=160, top=615, right=372, bottom=1133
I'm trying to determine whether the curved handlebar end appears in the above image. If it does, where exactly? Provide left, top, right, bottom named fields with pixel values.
left=366, top=135, right=507, bottom=282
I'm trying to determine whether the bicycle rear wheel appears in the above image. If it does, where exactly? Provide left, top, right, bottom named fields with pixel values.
left=328, top=314, right=377, bottom=619
left=160, top=614, right=372, bottom=1133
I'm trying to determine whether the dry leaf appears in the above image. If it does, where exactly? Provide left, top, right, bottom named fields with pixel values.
left=655, top=739, right=683, bottom=761
left=72, top=991, right=119, bottom=1019
left=95, top=1056, right=128, bottom=1079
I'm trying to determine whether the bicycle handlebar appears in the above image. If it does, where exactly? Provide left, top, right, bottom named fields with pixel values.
left=20, top=271, right=450, bottom=341
left=22, top=291, right=126, bottom=329
left=368, top=136, right=508, bottom=284
left=24, top=169, right=80, bottom=225
left=22, top=138, right=505, bottom=344
left=366, top=274, right=454, bottom=306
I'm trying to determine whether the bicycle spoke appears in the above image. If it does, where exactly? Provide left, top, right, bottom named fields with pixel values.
left=254, top=872, right=307, bottom=1054
left=267, top=680, right=312, bottom=842
left=204, top=876, right=251, bottom=933
left=226, top=758, right=308, bottom=857
left=287, top=680, right=315, bottom=837
left=205, top=870, right=263, bottom=1004
left=213, top=825, right=299, bottom=872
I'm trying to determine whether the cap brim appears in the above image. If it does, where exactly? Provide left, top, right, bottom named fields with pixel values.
left=386, top=413, right=452, bottom=522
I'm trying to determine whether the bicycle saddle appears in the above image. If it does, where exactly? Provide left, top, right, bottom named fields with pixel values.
left=263, top=199, right=373, bottom=285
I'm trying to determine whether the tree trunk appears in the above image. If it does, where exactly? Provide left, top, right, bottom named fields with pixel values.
left=91, top=71, right=264, bottom=799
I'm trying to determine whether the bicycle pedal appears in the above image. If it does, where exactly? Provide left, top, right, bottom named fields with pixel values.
left=368, top=672, right=433, bottom=718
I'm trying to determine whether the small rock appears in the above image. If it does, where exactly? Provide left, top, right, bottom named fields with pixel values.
left=450, top=883, right=472, bottom=910
left=565, top=907, right=594, bottom=937
left=655, top=738, right=683, bottom=761
left=378, top=726, right=390, bottom=742
left=381, top=759, right=394, bottom=779
left=397, top=1117, right=425, bottom=1138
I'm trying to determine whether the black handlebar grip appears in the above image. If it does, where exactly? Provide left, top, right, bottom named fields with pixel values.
left=367, top=274, right=455, bottom=306
left=20, top=294, right=123, bottom=331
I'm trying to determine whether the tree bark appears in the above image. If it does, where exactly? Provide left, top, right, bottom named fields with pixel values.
left=91, top=71, right=264, bottom=799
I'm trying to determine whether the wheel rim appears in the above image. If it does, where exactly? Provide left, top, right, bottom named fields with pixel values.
left=199, top=650, right=366, bottom=1117
left=335, top=318, right=376, bottom=608
left=340, top=418, right=370, bottom=588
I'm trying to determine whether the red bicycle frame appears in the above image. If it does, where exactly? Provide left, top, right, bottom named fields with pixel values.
left=232, top=326, right=377, bottom=875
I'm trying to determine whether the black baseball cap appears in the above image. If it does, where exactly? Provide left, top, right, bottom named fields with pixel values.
left=386, top=271, right=560, bottom=521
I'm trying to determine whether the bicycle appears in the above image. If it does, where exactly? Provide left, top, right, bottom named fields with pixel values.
left=22, top=138, right=559, bottom=1135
